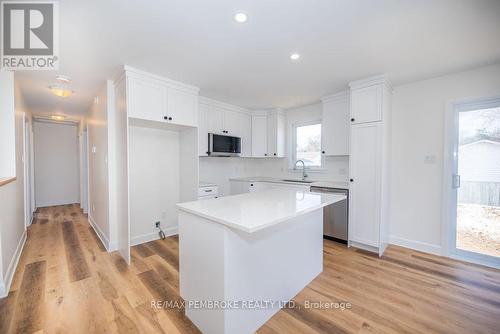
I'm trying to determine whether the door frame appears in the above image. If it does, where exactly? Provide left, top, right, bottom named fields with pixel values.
left=442, top=95, right=500, bottom=269
left=23, top=112, right=33, bottom=228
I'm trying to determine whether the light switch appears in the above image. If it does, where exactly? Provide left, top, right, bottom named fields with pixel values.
left=424, top=155, right=436, bottom=164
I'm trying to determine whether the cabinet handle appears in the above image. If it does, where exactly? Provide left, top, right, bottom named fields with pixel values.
left=250, top=183, right=254, bottom=186
left=322, top=151, right=325, bottom=154
left=273, top=153, right=277, bottom=156
left=350, top=118, right=355, bottom=122
left=350, top=178, right=354, bottom=182
left=264, top=153, right=267, bottom=156
left=163, top=116, right=168, bottom=120
left=168, top=117, right=172, bottom=121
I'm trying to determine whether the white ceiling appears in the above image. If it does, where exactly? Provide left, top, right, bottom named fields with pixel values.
left=15, top=0, right=500, bottom=118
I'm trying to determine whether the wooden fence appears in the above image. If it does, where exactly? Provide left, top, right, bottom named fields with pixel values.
left=458, top=181, right=500, bottom=207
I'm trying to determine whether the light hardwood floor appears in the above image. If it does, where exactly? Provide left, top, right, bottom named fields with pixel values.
left=1, top=204, right=499, bottom=333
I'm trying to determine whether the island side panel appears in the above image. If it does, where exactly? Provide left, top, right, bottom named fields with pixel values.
left=224, top=209, right=323, bottom=334
left=178, top=211, right=226, bottom=334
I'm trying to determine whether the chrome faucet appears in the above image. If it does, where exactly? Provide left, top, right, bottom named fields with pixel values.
left=294, top=160, right=308, bottom=180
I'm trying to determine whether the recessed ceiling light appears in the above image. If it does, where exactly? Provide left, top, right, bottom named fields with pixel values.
left=234, top=11, right=248, bottom=23
left=48, top=85, right=74, bottom=98
left=56, top=75, right=71, bottom=83
left=51, top=115, right=66, bottom=121
left=290, top=53, right=301, bottom=61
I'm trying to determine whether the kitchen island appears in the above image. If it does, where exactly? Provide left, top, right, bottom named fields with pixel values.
left=176, top=188, right=346, bottom=334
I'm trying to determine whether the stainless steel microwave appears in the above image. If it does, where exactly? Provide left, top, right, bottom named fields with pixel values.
left=208, top=133, right=241, bottom=157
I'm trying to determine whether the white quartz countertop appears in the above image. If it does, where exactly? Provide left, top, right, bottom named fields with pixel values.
left=229, top=176, right=349, bottom=190
left=177, top=188, right=346, bottom=233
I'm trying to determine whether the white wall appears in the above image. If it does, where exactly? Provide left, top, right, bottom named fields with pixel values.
left=34, top=121, right=80, bottom=207
left=199, top=102, right=349, bottom=196
left=129, top=125, right=180, bottom=244
left=390, top=63, right=500, bottom=254
left=0, top=76, right=29, bottom=297
left=0, top=71, right=15, bottom=177
left=86, top=82, right=114, bottom=249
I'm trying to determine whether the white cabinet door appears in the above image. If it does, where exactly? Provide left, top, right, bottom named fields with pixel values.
left=224, top=111, right=251, bottom=157
left=206, top=106, right=225, bottom=134
left=167, top=88, right=198, bottom=127
left=252, top=115, right=268, bottom=157
left=127, top=76, right=165, bottom=121
left=350, top=122, right=381, bottom=247
left=198, top=103, right=209, bottom=156
left=266, top=113, right=285, bottom=158
left=350, top=84, right=382, bottom=124
left=322, top=94, right=349, bottom=156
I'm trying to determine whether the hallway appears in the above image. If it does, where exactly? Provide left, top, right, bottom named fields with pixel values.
left=1, top=205, right=500, bottom=333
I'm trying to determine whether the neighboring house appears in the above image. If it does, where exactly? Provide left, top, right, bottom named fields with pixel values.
left=458, top=136, right=500, bottom=206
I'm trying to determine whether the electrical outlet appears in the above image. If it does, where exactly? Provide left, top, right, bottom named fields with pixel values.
left=155, top=221, right=160, bottom=228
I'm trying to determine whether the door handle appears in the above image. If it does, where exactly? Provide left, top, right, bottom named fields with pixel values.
left=452, top=174, right=461, bottom=189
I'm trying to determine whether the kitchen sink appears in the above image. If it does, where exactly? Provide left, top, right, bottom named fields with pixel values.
left=281, top=179, right=314, bottom=184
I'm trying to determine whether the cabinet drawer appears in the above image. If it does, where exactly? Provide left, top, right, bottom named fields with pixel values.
left=198, top=186, right=218, bottom=197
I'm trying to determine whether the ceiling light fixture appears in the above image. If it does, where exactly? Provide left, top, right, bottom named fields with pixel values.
left=56, top=75, right=71, bottom=83
left=234, top=11, right=248, bottom=23
left=48, top=85, right=74, bottom=98
left=290, top=53, right=301, bottom=61
left=51, top=115, right=66, bottom=121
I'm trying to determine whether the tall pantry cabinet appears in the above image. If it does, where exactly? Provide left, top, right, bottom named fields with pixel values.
left=348, top=75, right=391, bottom=256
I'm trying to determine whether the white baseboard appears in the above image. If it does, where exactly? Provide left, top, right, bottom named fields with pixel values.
left=389, top=236, right=442, bottom=255
left=131, top=226, right=178, bottom=247
left=88, top=215, right=114, bottom=252
left=36, top=200, right=80, bottom=208
left=0, top=230, right=27, bottom=298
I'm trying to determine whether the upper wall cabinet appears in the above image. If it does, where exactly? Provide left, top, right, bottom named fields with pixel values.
left=349, top=83, right=382, bottom=124
left=266, top=111, right=285, bottom=158
left=321, top=91, right=349, bottom=156
left=251, top=110, right=285, bottom=158
left=125, top=67, right=199, bottom=127
left=199, top=98, right=252, bottom=157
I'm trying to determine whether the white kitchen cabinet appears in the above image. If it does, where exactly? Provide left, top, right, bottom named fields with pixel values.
left=167, top=88, right=198, bottom=127
left=251, top=110, right=285, bottom=158
left=127, top=75, right=165, bottom=122
left=348, top=75, right=391, bottom=256
left=125, top=67, right=199, bottom=126
left=350, top=84, right=382, bottom=124
left=321, top=91, right=349, bottom=156
left=199, top=98, right=253, bottom=157
left=206, top=105, right=225, bottom=134
left=266, top=111, right=285, bottom=158
left=349, top=122, right=381, bottom=247
left=251, top=115, right=268, bottom=157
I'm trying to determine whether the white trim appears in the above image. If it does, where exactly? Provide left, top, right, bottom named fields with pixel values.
left=442, top=95, right=500, bottom=263
left=450, top=249, right=500, bottom=269
left=130, top=226, right=178, bottom=246
left=123, top=65, right=200, bottom=94
left=389, top=236, right=442, bottom=256
left=88, top=215, right=115, bottom=252
left=349, top=240, right=379, bottom=255
left=0, top=230, right=27, bottom=298
left=290, top=119, right=324, bottom=169
left=198, top=96, right=250, bottom=114
left=321, top=90, right=348, bottom=104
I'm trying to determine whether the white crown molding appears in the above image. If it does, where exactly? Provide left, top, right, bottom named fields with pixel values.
left=349, top=74, right=392, bottom=90
left=321, top=90, right=349, bottom=103
left=123, top=65, right=200, bottom=94
left=199, top=96, right=250, bottom=114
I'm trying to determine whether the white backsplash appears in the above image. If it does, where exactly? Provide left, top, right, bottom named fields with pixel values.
left=199, top=156, right=349, bottom=196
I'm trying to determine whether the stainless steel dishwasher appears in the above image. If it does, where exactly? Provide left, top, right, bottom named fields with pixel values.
left=310, top=186, right=348, bottom=244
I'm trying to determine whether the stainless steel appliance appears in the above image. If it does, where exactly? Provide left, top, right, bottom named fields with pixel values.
left=208, top=133, right=241, bottom=157
left=310, top=186, right=348, bottom=243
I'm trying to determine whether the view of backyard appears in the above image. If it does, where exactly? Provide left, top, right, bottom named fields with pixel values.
left=457, top=107, right=500, bottom=258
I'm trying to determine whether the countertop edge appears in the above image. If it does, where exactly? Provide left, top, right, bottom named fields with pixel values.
left=0, top=177, right=16, bottom=187
left=177, top=195, right=346, bottom=234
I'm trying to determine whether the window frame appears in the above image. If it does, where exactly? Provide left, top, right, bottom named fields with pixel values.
left=289, top=120, right=324, bottom=171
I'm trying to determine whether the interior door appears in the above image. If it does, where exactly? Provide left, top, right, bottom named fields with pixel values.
left=448, top=98, right=500, bottom=268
